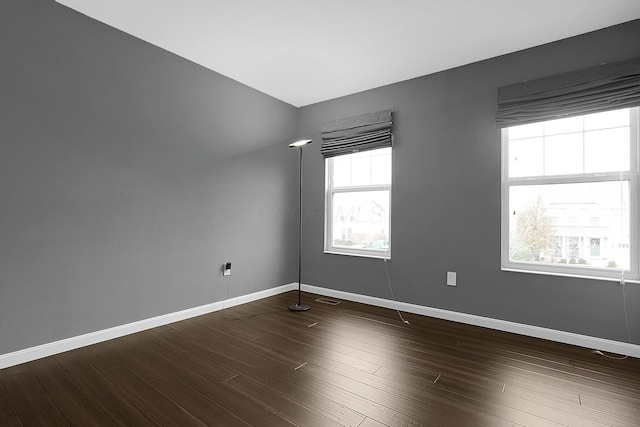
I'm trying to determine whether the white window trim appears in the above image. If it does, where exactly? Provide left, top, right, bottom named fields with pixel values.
left=324, top=151, right=392, bottom=259
left=500, top=108, right=640, bottom=283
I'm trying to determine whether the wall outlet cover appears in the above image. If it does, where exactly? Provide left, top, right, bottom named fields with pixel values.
left=447, top=271, right=456, bottom=286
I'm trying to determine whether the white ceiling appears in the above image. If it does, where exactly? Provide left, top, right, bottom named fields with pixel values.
left=56, top=0, right=640, bottom=107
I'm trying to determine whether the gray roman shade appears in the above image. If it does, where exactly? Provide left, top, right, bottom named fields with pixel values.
left=496, top=56, right=640, bottom=128
left=320, top=110, right=392, bottom=158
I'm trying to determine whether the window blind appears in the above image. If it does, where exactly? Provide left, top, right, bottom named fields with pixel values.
left=320, top=110, right=392, bottom=158
left=496, top=56, right=640, bottom=128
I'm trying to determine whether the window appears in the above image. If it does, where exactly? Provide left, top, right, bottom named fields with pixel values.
left=325, top=147, right=391, bottom=258
left=501, top=107, right=639, bottom=281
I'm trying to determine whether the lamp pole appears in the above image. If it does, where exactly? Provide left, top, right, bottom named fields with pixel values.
left=288, top=139, right=311, bottom=311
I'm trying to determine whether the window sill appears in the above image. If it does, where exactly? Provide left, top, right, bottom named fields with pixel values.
left=324, top=249, right=391, bottom=260
left=501, top=266, right=640, bottom=284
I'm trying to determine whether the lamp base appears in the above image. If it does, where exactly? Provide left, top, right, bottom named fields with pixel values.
left=288, top=303, right=310, bottom=311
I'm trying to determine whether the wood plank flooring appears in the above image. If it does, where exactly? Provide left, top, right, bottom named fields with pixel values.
left=1, top=290, right=639, bottom=426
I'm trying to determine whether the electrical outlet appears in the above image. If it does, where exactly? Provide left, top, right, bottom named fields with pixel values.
left=223, top=262, right=232, bottom=276
left=447, top=271, right=456, bottom=286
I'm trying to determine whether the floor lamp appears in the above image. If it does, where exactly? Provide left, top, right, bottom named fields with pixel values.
left=288, top=138, right=312, bottom=311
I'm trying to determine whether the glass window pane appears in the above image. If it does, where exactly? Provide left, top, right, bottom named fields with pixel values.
left=544, top=133, right=583, bottom=175
left=584, top=127, right=630, bottom=173
left=544, top=116, right=583, bottom=136
left=371, top=151, right=391, bottom=185
left=508, top=122, right=543, bottom=140
left=351, top=157, right=371, bottom=186
left=509, top=137, right=543, bottom=178
left=331, top=147, right=391, bottom=187
left=332, top=190, right=390, bottom=251
left=509, top=181, right=630, bottom=269
left=584, top=109, right=630, bottom=131
left=327, top=147, right=392, bottom=256
left=332, top=157, right=351, bottom=187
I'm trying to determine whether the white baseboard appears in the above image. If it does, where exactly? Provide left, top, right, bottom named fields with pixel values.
left=3, top=281, right=636, bottom=370
left=302, top=284, right=640, bottom=358
left=0, top=283, right=297, bottom=370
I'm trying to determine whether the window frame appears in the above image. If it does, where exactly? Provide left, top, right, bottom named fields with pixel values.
left=324, top=148, right=392, bottom=259
left=501, top=107, right=640, bottom=283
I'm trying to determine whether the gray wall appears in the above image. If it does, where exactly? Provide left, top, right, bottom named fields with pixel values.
left=298, top=20, right=640, bottom=344
left=0, top=0, right=299, bottom=354
left=1, top=0, right=638, bottom=357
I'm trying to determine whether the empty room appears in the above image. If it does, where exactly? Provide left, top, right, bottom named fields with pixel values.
left=1, top=1, right=640, bottom=426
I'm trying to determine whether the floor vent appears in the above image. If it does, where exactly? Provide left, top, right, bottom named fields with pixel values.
left=315, top=297, right=341, bottom=306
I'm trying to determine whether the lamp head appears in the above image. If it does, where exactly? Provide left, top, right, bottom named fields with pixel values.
left=288, top=138, right=312, bottom=148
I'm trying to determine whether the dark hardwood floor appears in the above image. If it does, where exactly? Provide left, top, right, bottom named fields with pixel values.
left=1, top=290, right=639, bottom=426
